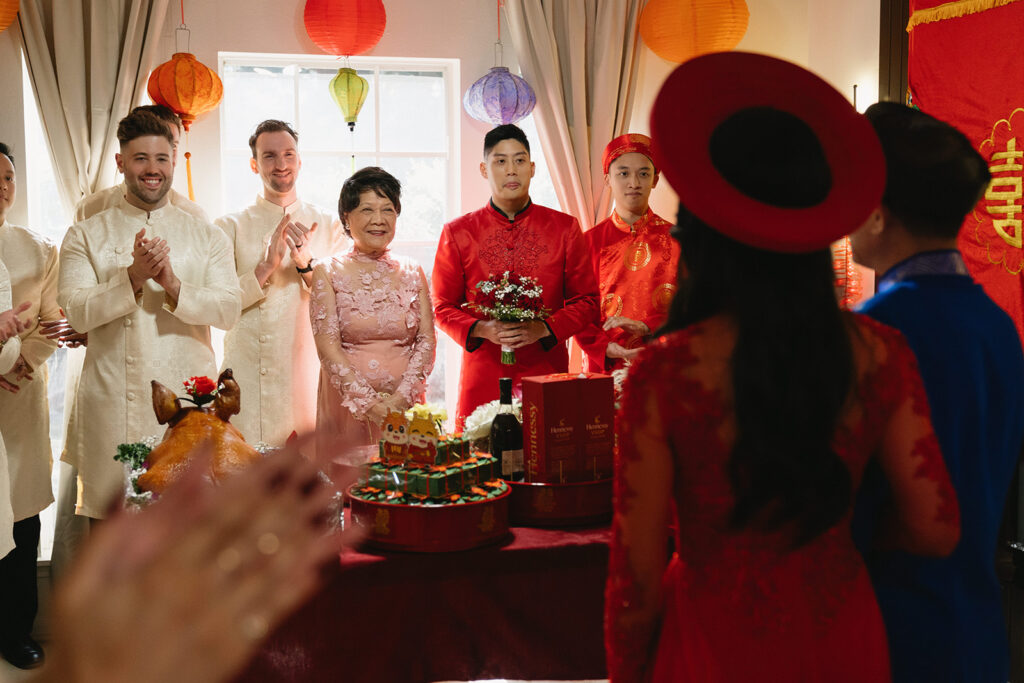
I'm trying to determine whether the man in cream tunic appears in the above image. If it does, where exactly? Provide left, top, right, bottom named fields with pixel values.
left=0, top=259, right=29, bottom=567
left=215, top=120, right=343, bottom=446
left=0, top=142, right=59, bottom=669
left=58, top=110, right=241, bottom=519
left=51, top=105, right=206, bottom=576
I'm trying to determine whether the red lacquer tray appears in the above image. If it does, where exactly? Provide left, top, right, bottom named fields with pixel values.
left=347, top=485, right=512, bottom=553
left=507, top=478, right=613, bottom=527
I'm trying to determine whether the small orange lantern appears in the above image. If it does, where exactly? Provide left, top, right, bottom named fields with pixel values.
left=146, top=52, right=223, bottom=132
left=304, top=0, right=386, bottom=57
left=639, top=0, right=749, bottom=64
left=0, top=0, right=17, bottom=33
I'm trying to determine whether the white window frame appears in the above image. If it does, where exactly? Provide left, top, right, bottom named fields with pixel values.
left=217, top=52, right=460, bottom=226
left=217, top=52, right=463, bottom=417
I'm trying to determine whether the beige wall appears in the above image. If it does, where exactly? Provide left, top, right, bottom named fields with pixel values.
left=166, top=0, right=501, bottom=218
left=632, top=0, right=878, bottom=224
left=0, top=26, right=28, bottom=227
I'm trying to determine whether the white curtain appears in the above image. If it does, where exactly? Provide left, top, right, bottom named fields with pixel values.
left=18, top=0, right=170, bottom=215
left=504, top=0, right=644, bottom=229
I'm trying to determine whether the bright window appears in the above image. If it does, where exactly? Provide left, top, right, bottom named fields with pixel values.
left=218, top=53, right=461, bottom=407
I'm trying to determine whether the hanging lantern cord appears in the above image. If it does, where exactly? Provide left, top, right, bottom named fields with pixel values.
left=176, top=0, right=190, bottom=52
left=494, top=0, right=504, bottom=67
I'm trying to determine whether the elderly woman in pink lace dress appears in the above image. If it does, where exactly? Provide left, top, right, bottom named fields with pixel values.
left=309, top=167, right=435, bottom=457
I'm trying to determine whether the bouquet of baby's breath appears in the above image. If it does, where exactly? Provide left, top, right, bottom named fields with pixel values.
left=465, top=271, right=548, bottom=364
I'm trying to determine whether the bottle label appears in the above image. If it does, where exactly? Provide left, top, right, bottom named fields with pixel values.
left=502, top=448, right=524, bottom=476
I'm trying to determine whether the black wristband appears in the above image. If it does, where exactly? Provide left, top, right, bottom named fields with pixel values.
left=296, top=262, right=313, bottom=273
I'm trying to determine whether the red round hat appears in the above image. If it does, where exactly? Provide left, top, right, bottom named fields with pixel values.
left=603, top=133, right=656, bottom=174
left=650, top=51, right=885, bottom=253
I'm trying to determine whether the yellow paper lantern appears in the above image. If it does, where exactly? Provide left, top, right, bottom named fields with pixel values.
left=0, top=0, right=17, bottom=33
left=330, top=67, right=370, bottom=131
left=640, top=0, right=749, bottom=64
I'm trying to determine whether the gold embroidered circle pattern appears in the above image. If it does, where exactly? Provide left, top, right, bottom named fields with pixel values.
left=624, top=240, right=652, bottom=271
left=652, top=283, right=677, bottom=312
left=602, top=293, right=623, bottom=318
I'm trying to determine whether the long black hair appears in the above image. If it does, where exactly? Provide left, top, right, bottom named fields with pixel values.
left=662, top=207, right=855, bottom=546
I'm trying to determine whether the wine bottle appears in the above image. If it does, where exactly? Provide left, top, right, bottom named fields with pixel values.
left=490, top=377, right=524, bottom=482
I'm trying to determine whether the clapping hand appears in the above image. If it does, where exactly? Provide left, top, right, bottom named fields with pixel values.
left=286, top=221, right=318, bottom=270
left=40, top=315, right=87, bottom=348
left=127, top=228, right=170, bottom=293
left=0, top=301, right=30, bottom=341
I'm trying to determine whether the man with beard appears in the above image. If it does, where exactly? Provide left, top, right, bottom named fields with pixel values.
left=215, top=120, right=344, bottom=447
left=49, top=105, right=206, bottom=580
left=58, top=109, right=241, bottom=520
left=74, top=104, right=207, bottom=223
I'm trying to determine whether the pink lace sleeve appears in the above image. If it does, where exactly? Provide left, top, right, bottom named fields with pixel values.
left=393, top=266, right=436, bottom=409
left=309, top=263, right=383, bottom=419
left=606, top=347, right=674, bottom=683
left=865, top=320, right=960, bottom=555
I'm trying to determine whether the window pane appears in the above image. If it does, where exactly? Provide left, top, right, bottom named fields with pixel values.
left=221, top=65, right=296, bottom=151
left=517, top=114, right=562, bottom=213
left=380, top=70, right=446, bottom=153
left=384, top=156, right=446, bottom=243
left=296, top=154, right=379, bottom=219
left=298, top=67, right=376, bottom=152
left=220, top=151, right=264, bottom=214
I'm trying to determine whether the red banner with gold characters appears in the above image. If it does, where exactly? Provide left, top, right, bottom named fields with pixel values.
left=909, top=0, right=1024, bottom=342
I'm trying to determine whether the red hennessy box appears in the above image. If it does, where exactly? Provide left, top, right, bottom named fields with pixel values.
left=523, top=373, right=614, bottom=483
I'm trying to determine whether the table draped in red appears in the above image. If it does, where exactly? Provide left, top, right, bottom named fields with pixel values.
left=575, top=209, right=680, bottom=371
left=431, top=201, right=599, bottom=422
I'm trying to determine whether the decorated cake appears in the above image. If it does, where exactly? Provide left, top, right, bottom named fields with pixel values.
left=347, top=405, right=511, bottom=552
left=349, top=405, right=508, bottom=506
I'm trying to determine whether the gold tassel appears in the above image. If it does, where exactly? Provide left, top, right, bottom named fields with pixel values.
left=908, top=0, right=1023, bottom=31
left=185, top=151, right=195, bottom=202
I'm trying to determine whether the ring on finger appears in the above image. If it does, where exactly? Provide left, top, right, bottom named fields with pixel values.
left=257, top=532, right=281, bottom=556
left=216, top=547, right=242, bottom=573
left=239, top=613, right=269, bottom=642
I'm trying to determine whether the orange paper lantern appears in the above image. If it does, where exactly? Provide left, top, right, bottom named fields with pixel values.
left=146, top=52, right=223, bottom=132
left=0, top=0, right=17, bottom=34
left=640, top=0, right=749, bottom=64
left=304, top=0, right=386, bottom=56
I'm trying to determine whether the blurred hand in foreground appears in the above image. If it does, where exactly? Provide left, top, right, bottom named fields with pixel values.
left=35, top=434, right=362, bottom=683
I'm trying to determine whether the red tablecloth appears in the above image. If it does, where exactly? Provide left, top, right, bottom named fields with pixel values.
left=235, top=525, right=611, bottom=683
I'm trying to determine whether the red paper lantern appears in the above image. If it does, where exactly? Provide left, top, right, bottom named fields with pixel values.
left=0, top=0, right=17, bottom=34
left=304, top=0, right=387, bottom=57
left=147, top=52, right=223, bottom=132
left=640, top=0, right=749, bottom=64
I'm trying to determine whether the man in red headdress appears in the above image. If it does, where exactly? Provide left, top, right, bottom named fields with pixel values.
left=432, top=124, right=599, bottom=424
left=574, top=133, right=680, bottom=371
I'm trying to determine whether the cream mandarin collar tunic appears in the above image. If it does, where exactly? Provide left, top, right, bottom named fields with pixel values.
left=59, top=198, right=242, bottom=518
left=74, top=183, right=209, bottom=223
left=215, top=195, right=345, bottom=446
left=0, top=220, right=60, bottom=524
left=0, top=259, right=18, bottom=558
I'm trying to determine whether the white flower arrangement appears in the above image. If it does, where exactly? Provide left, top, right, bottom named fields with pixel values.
left=611, top=366, right=630, bottom=411
left=463, top=398, right=523, bottom=442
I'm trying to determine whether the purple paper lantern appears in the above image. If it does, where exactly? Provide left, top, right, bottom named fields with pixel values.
left=463, top=66, right=536, bottom=125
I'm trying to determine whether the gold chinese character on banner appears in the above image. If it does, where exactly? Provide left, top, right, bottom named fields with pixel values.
left=977, top=108, right=1024, bottom=273
left=986, top=138, right=1023, bottom=248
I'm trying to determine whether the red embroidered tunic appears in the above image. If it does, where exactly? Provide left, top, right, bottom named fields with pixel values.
left=575, top=209, right=680, bottom=372
left=605, top=314, right=959, bottom=682
left=431, top=201, right=599, bottom=422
